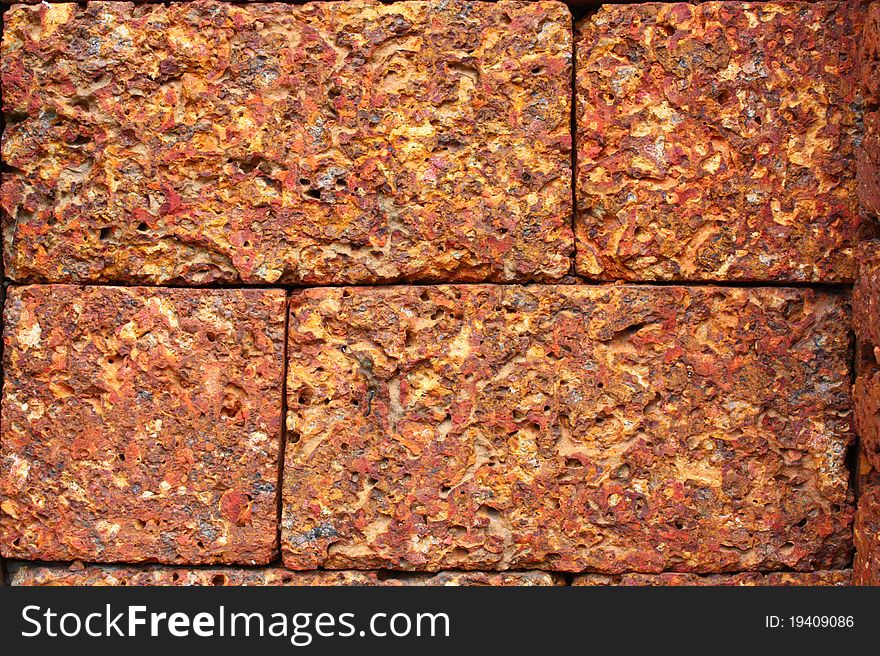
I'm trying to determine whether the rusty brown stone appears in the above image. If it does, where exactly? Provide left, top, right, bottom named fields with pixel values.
left=855, top=486, right=880, bottom=585
left=863, top=2, right=880, bottom=107
left=854, top=369, right=880, bottom=474
left=1, top=0, right=572, bottom=286
left=9, top=564, right=559, bottom=586
left=573, top=571, right=852, bottom=586
left=575, top=2, right=863, bottom=282
left=0, top=285, right=286, bottom=564
left=858, top=110, right=880, bottom=218
left=281, top=285, right=853, bottom=572
left=853, top=242, right=880, bottom=471
left=854, top=452, right=880, bottom=586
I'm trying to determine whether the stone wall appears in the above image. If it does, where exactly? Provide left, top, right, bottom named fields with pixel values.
left=1, top=0, right=871, bottom=586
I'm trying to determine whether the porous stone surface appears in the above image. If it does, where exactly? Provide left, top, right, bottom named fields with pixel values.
left=859, top=110, right=880, bottom=218
left=863, top=2, right=880, bottom=107
left=0, top=285, right=286, bottom=563
left=9, top=564, right=558, bottom=586
left=860, top=4, right=880, bottom=218
left=854, top=242, right=880, bottom=471
left=281, top=284, right=853, bottom=572
left=575, top=1, right=863, bottom=282
left=855, top=486, right=880, bottom=585
left=0, top=0, right=573, bottom=285
left=573, top=571, right=852, bottom=586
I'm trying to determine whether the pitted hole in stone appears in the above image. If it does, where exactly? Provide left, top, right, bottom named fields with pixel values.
left=211, top=574, right=228, bottom=586
left=221, top=384, right=246, bottom=421
left=98, top=226, right=115, bottom=241
left=715, top=89, right=732, bottom=105
left=449, top=547, right=469, bottom=560
left=297, top=387, right=314, bottom=405
left=136, top=222, right=149, bottom=232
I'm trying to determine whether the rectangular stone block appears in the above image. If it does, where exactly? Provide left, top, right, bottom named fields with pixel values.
left=9, top=564, right=558, bottom=586
left=855, top=486, right=880, bottom=585
left=575, top=2, right=863, bottom=282
left=858, top=110, right=880, bottom=218
left=853, top=242, right=880, bottom=471
left=573, top=571, right=851, bottom=586
left=281, top=285, right=853, bottom=572
left=0, top=0, right=573, bottom=285
left=0, top=285, right=286, bottom=563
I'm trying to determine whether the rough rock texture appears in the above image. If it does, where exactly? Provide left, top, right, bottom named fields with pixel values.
left=854, top=358, right=880, bottom=474
left=861, top=4, right=880, bottom=218
left=863, top=2, right=880, bottom=107
left=573, top=571, right=852, bottom=586
left=281, top=285, right=853, bottom=572
left=1, top=0, right=572, bottom=286
left=854, top=242, right=880, bottom=471
left=860, top=110, right=880, bottom=219
left=855, top=486, right=880, bottom=585
left=9, top=564, right=559, bottom=586
left=575, top=2, right=864, bottom=282
left=853, top=451, right=880, bottom=586
left=0, top=285, right=286, bottom=563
